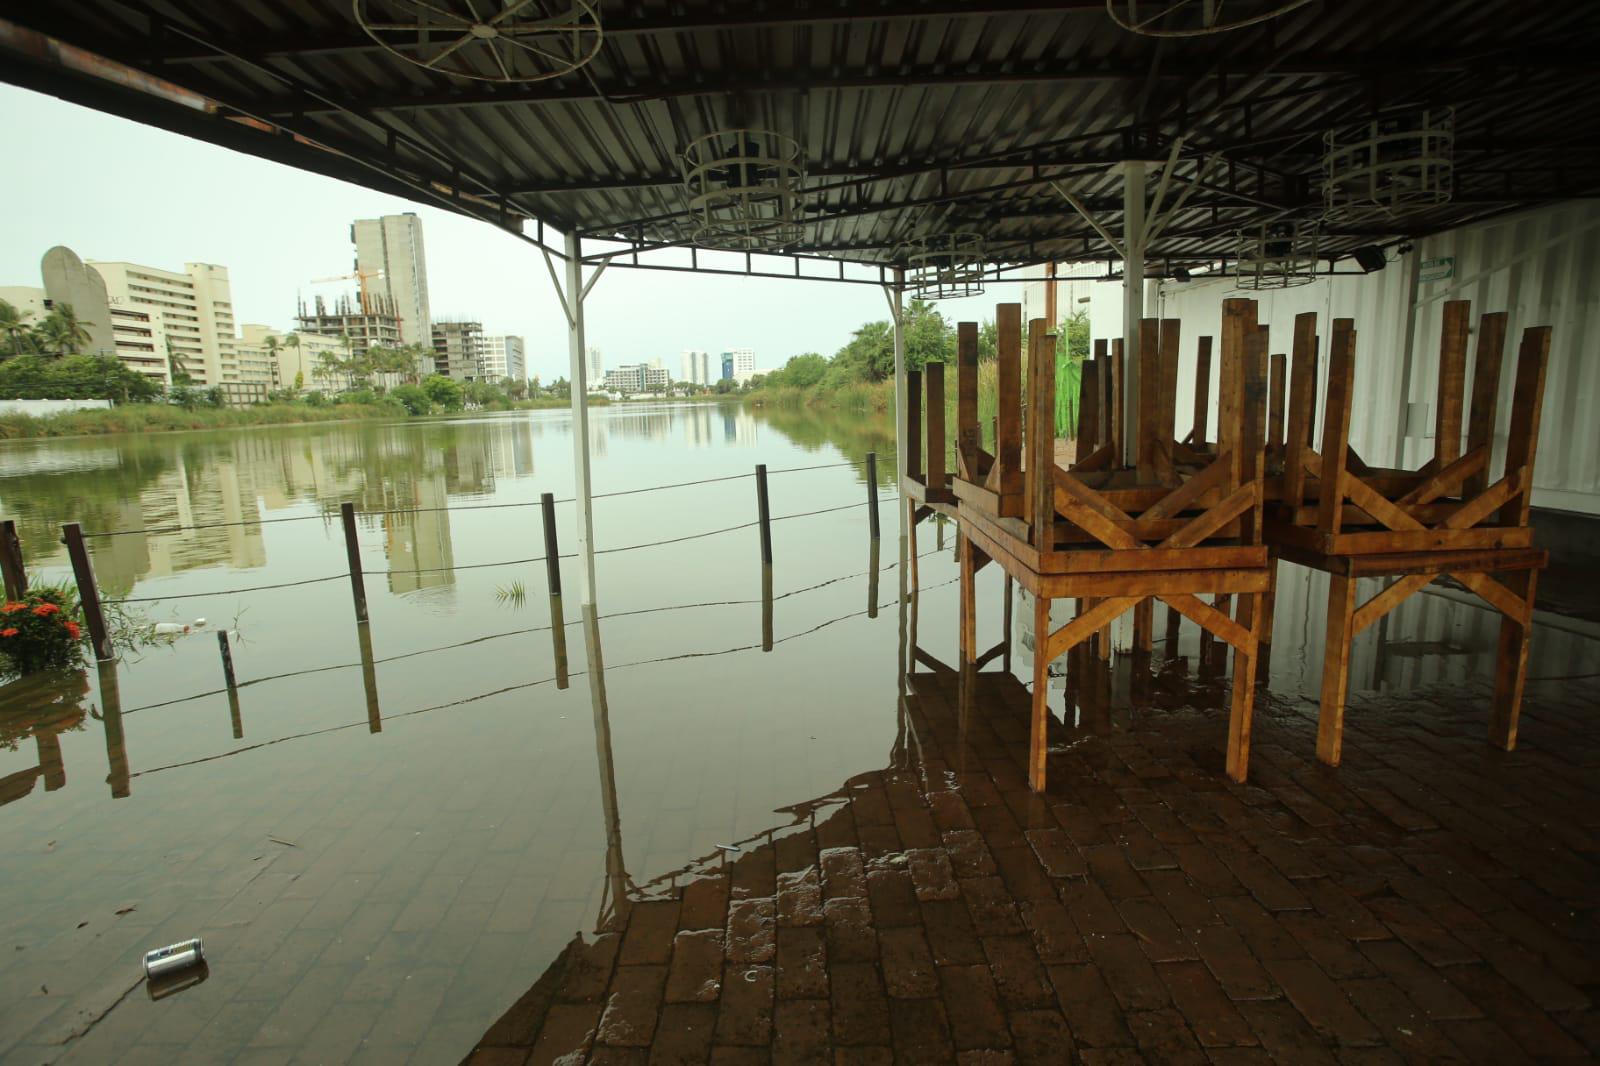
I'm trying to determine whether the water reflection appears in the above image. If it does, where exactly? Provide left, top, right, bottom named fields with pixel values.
left=0, top=671, right=87, bottom=806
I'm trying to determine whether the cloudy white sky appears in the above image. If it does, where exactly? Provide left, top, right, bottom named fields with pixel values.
left=0, top=84, right=1003, bottom=383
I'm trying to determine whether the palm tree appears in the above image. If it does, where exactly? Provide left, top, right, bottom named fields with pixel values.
left=0, top=299, right=34, bottom=357
left=314, top=348, right=342, bottom=392
left=37, top=304, right=93, bottom=356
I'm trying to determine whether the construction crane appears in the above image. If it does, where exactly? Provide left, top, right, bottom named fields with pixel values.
left=308, top=268, right=386, bottom=314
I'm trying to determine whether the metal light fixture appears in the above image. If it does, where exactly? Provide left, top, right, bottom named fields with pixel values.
left=1234, top=219, right=1320, bottom=289
left=1104, top=0, right=1314, bottom=37
left=1323, top=108, right=1454, bottom=221
left=907, top=233, right=987, bottom=300
left=354, top=0, right=603, bottom=83
left=681, top=129, right=806, bottom=252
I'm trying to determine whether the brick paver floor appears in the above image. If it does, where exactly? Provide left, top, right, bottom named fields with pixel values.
left=468, top=640, right=1599, bottom=1064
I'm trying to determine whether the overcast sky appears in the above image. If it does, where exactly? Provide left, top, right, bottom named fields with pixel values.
left=0, top=84, right=1003, bottom=383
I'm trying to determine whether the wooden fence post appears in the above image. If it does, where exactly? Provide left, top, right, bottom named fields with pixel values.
left=61, top=523, right=113, bottom=662
left=865, top=452, right=881, bottom=540
left=219, top=629, right=243, bottom=739
left=340, top=502, right=369, bottom=623
left=755, top=464, right=773, bottom=565
left=542, top=492, right=568, bottom=689
left=1, top=520, right=26, bottom=601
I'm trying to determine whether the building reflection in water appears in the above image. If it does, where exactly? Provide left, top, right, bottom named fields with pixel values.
left=0, top=419, right=537, bottom=599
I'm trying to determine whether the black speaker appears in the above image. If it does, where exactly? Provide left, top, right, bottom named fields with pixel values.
left=1352, top=245, right=1386, bottom=273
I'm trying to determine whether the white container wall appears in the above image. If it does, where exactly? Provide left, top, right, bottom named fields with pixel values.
left=1079, top=199, right=1600, bottom=516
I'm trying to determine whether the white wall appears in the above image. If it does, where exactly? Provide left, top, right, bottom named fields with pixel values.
left=1099, top=199, right=1600, bottom=516
left=0, top=398, right=113, bottom=416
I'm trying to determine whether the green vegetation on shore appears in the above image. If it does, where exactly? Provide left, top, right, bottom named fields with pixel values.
left=742, top=300, right=1090, bottom=435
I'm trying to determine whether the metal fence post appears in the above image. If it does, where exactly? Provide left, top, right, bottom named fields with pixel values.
left=61, top=523, right=113, bottom=662
left=340, top=502, right=369, bottom=623
left=1, top=519, right=27, bottom=600
left=218, top=629, right=243, bottom=739
left=755, top=464, right=773, bottom=565
left=865, top=452, right=881, bottom=540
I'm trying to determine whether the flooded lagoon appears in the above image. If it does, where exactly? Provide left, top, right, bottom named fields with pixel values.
left=1, top=402, right=1594, bottom=1062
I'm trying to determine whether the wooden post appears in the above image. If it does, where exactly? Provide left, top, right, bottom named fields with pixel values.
left=1284, top=313, right=1318, bottom=510
left=1027, top=322, right=1056, bottom=552
left=958, top=533, right=978, bottom=663
left=0, top=519, right=26, bottom=601
left=867, top=538, right=880, bottom=620
left=865, top=451, right=881, bottom=540
left=97, top=660, right=129, bottom=798
left=755, top=464, right=773, bottom=565
left=1110, top=338, right=1125, bottom=460
left=1500, top=326, right=1551, bottom=526
left=1191, top=337, right=1212, bottom=447
left=1002, top=575, right=1014, bottom=672
left=219, top=630, right=243, bottom=740
left=1463, top=312, right=1508, bottom=499
left=1435, top=300, right=1471, bottom=467
left=340, top=502, right=369, bottom=624
left=541, top=492, right=562, bottom=597
left=926, top=363, right=946, bottom=495
left=761, top=564, right=774, bottom=652
left=61, top=523, right=113, bottom=662
left=1157, top=318, right=1181, bottom=474
left=1316, top=321, right=1357, bottom=535
left=218, top=629, right=238, bottom=690
left=906, top=369, right=923, bottom=482
left=357, top=619, right=381, bottom=733
left=996, top=304, right=1024, bottom=511
left=1225, top=591, right=1260, bottom=783
left=1316, top=573, right=1358, bottom=766
left=1076, top=361, right=1100, bottom=466
left=1268, top=353, right=1287, bottom=448
left=957, top=323, right=980, bottom=477
left=1489, top=569, right=1538, bottom=749
left=1136, top=317, right=1161, bottom=482
left=542, top=492, right=568, bottom=690
left=1029, top=594, right=1052, bottom=791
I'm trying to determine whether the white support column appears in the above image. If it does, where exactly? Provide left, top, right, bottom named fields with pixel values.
left=1121, top=160, right=1147, bottom=469
left=564, top=229, right=598, bottom=605
left=888, top=268, right=907, bottom=487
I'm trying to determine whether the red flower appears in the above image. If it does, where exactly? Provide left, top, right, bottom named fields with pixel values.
left=0, top=628, right=16, bottom=638
left=1, top=603, right=23, bottom=614
left=63, top=621, right=82, bottom=639
left=32, top=602, right=60, bottom=617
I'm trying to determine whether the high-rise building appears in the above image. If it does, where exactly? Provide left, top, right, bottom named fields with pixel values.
left=586, top=346, right=603, bottom=383
left=351, top=213, right=431, bottom=347
left=296, top=292, right=403, bottom=364
left=481, top=335, right=526, bottom=382
left=432, top=319, right=485, bottom=381
left=91, top=259, right=240, bottom=385
left=602, top=363, right=670, bottom=394
left=724, top=347, right=757, bottom=384
left=681, top=349, right=713, bottom=385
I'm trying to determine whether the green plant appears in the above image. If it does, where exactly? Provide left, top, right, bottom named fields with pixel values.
left=494, top=580, right=528, bottom=609
left=0, top=586, right=86, bottom=677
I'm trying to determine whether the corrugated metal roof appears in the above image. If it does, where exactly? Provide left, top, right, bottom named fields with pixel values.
left=3, top=1, right=1598, bottom=274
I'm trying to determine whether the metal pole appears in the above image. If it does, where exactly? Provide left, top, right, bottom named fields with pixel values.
left=61, top=523, right=113, bottom=662
left=339, top=502, right=368, bottom=623
left=755, top=463, right=773, bottom=565
left=1122, top=160, right=1147, bottom=469
left=0, top=519, right=26, bottom=601
left=218, top=630, right=243, bottom=739
left=865, top=452, right=881, bottom=540
left=565, top=229, right=598, bottom=606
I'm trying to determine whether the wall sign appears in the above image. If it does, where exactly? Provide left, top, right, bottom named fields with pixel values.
left=1419, top=256, right=1454, bottom=282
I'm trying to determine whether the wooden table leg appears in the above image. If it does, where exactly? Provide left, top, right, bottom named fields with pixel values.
left=1489, top=569, right=1538, bottom=750
left=1316, top=574, right=1358, bottom=766
left=1133, top=597, right=1154, bottom=652
left=958, top=530, right=977, bottom=664
left=1226, top=591, right=1261, bottom=783
left=1259, top=552, right=1279, bottom=647
left=1030, top=593, right=1053, bottom=792
left=907, top=498, right=920, bottom=591
left=1095, top=598, right=1111, bottom=661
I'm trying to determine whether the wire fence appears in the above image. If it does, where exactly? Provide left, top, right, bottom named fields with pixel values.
left=83, top=452, right=901, bottom=610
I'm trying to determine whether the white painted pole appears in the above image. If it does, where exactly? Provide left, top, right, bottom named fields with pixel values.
left=890, top=267, right=907, bottom=487
left=565, top=229, right=598, bottom=605
left=1121, top=160, right=1147, bottom=469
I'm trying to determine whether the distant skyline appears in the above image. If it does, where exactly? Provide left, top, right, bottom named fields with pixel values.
left=0, top=84, right=998, bottom=384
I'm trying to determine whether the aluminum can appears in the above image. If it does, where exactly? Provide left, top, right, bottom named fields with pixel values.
left=143, top=938, right=204, bottom=979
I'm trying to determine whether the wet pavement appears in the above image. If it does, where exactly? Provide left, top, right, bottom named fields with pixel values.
left=467, top=591, right=1600, bottom=1064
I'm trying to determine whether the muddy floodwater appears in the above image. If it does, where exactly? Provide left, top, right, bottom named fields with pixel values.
left=1, top=402, right=1595, bottom=1063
